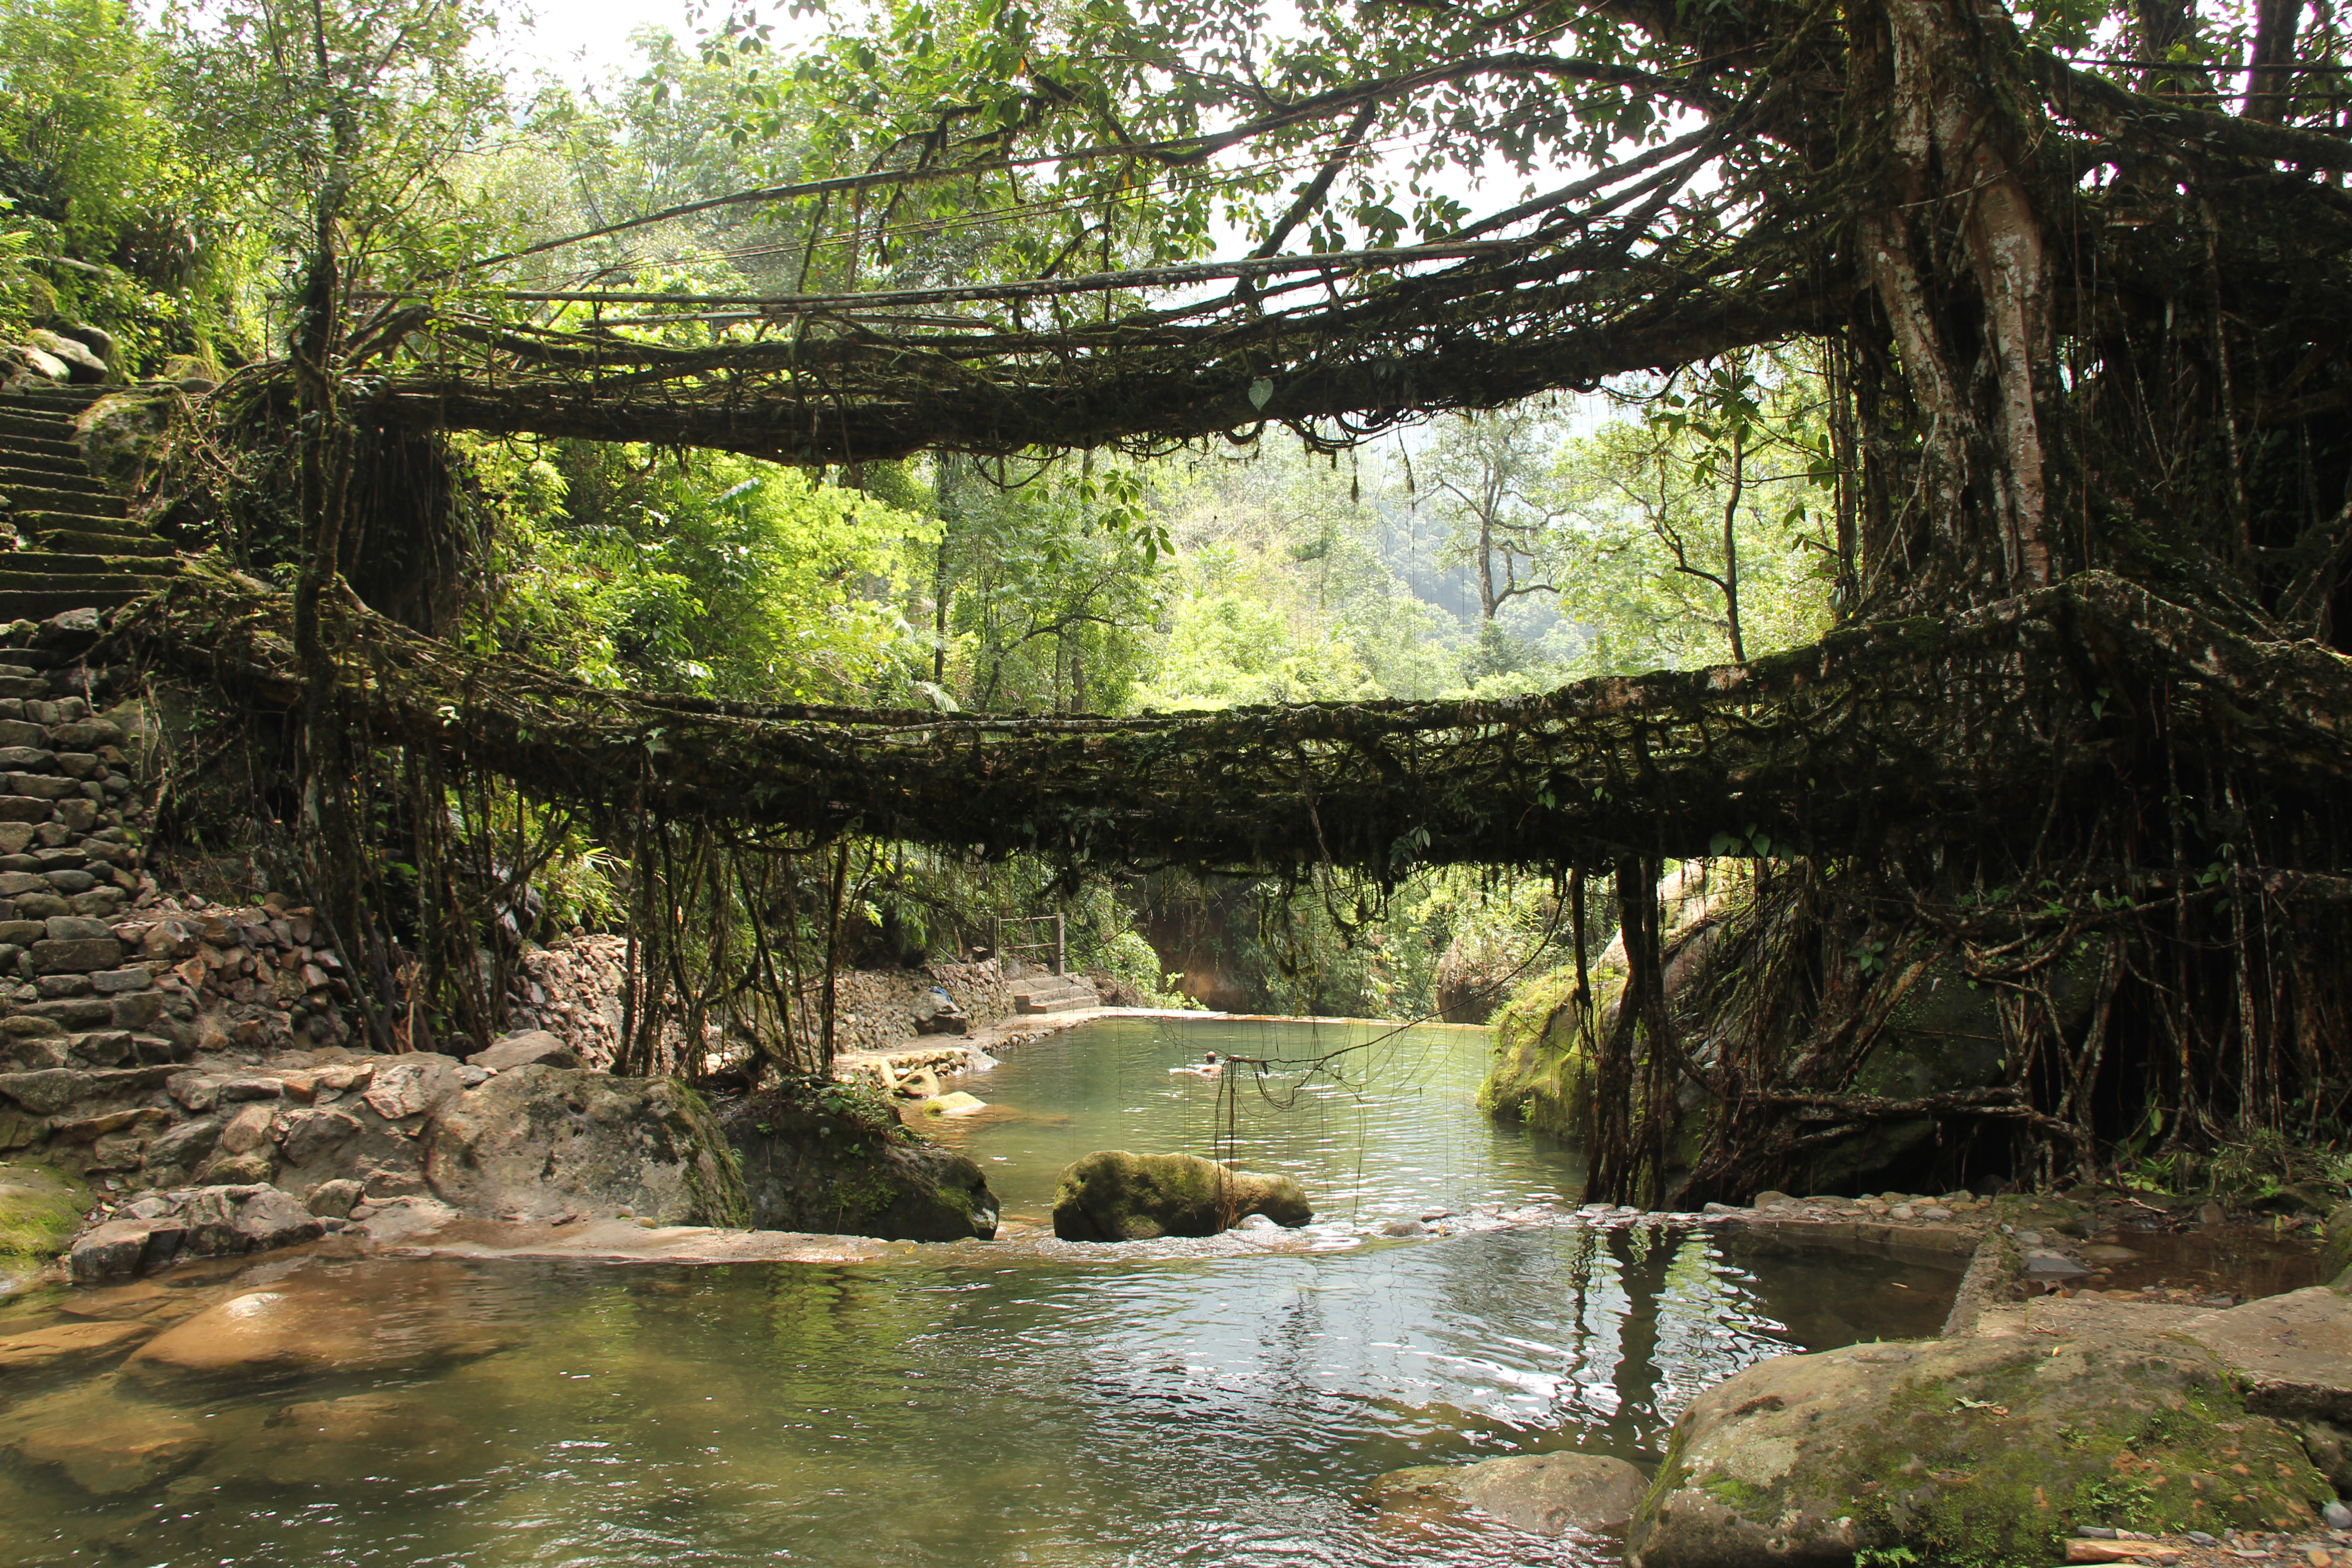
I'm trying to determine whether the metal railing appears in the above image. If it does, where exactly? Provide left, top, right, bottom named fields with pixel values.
left=994, top=912, right=1066, bottom=976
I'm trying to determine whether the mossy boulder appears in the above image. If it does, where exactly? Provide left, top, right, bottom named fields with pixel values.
left=1050, top=1149, right=1309, bottom=1241
left=1479, top=961, right=1619, bottom=1143
left=422, top=1064, right=749, bottom=1228
left=2322, top=1201, right=2352, bottom=1284
left=74, top=392, right=171, bottom=492
left=719, top=1079, right=997, bottom=1242
left=0, top=1156, right=90, bottom=1259
left=1629, top=1333, right=2332, bottom=1568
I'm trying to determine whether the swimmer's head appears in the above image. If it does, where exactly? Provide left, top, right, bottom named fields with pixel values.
left=1204, top=1052, right=1219, bottom=1063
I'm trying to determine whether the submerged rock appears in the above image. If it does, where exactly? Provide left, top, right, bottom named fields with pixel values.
left=0, top=1386, right=210, bottom=1494
left=1628, top=1333, right=2332, bottom=1568
left=1371, top=1452, right=1648, bottom=1538
left=219, top=1393, right=481, bottom=1485
left=0, top=1317, right=152, bottom=1373
left=423, top=1063, right=748, bottom=1227
left=1050, top=1150, right=1311, bottom=1241
left=123, top=1269, right=510, bottom=1389
left=720, top=1079, right=998, bottom=1242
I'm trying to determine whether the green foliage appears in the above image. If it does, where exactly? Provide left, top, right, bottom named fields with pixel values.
left=466, top=436, right=934, bottom=701
left=0, top=0, right=224, bottom=358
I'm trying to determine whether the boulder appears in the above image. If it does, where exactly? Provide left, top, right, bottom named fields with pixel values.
left=24, top=328, right=104, bottom=383
left=466, top=1029, right=580, bottom=1071
left=74, top=392, right=171, bottom=489
left=720, top=1079, right=998, bottom=1242
left=1628, top=1333, right=2332, bottom=1568
left=2322, top=1201, right=2352, bottom=1283
left=69, top=1215, right=170, bottom=1281
left=1372, top=1452, right=1649, bottom=1539
left=1050, top=1150, right=1311, bottom=1241
left=3, top=342, right=69, bottom=382
left=422, top=1062, right=748, bottom=1226
left=0, top=1156, right=88, bottom=1258
left=305, top=1176, right=365, bottom=1219
left=0, top=1068, right=93, bottom=1115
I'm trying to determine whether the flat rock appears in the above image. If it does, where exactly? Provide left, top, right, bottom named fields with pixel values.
left=2179, top=1287, right=2352, bottom=1424
left=0, top=1317, right=151, bottom=1372
left=0, top=1068, right=89, bottom=1114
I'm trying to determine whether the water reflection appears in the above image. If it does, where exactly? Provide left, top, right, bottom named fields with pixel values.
left=0, top=1018, right=1959, bottom=1567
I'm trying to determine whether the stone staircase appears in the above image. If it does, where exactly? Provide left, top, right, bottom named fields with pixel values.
left=1011, top=972, right=1098, bottom=1015
left=0, top=385, right=180, bottom=623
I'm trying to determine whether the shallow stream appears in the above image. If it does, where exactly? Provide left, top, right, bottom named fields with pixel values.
left=0, top=1018, right=1960, bottom=1566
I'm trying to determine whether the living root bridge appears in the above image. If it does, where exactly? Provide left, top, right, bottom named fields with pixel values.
left=115, top=568, right=2352, bottom=874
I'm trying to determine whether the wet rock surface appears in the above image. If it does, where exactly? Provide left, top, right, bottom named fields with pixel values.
left=1050, top=1149, right=1312, bottom=1241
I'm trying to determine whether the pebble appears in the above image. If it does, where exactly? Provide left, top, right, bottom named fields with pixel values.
left=2328, top=1505, right=2352, bottom=1532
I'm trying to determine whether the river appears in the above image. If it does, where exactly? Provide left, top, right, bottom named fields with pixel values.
left=0, top=1017, right=1959, bottom=1566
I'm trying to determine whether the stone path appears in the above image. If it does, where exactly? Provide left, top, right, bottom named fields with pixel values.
left=0, top=387, right=179, bottom=622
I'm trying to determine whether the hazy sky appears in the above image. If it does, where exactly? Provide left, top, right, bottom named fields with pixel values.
left=499, top=0, right=822, bottom=88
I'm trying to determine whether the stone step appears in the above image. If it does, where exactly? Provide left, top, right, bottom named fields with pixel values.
left=31, top=529, right=174, bottom=558
left=1014, top=994, right=1095, bottom=1015
left=14, top=552, right=183, bottom=576
left=2, top=385, right=106, bottom=410
left=0, top=486, right=122, bottom=520
left=0, top=412, right=77, bottom=441
left=0, top=588, right=147, bottom=621
left=0, top=566, right=171, bottom=591
left=1011, top=980, right=1092, bottom=999
left=1011, top=974, right=1097, bottom=1014
left=11, top=510, right=142, bottom=535
left=0, top=455, right=99, bottom=484
left=0, top=437, right=81, bottom=465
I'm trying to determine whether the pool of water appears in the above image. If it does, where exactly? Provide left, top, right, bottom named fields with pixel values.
left=0, top=1019, right=1961, bottom=1567
left=927, top=1016, right=1587, bottom=1227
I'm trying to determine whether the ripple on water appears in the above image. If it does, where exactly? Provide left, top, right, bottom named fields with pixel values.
left=0, top=1019, right=1960, bottom=1567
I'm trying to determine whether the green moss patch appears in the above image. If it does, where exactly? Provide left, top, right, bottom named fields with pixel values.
left=0, top=1158, right=92, bottom=1259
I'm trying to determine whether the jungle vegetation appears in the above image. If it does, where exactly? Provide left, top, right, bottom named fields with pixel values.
left=3, top=0, right=2346, bottom=1204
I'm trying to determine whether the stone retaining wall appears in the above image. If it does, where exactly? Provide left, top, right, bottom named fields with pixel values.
left=499, top=943, right=1025, bottom=1066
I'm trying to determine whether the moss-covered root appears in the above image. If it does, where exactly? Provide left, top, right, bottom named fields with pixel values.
left=0, top=1158, right=92, bottom=1259
left=1630, top=1333, right=2333, bottom=1568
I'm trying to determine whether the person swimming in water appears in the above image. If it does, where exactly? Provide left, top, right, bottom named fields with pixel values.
left=1169, top=1051, right=1224, bottom=1078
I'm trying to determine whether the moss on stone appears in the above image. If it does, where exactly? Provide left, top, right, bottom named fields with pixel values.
left=1479, top=960, right=1620, bottom=1141
left=1632, top=1334, right=2333, bottom=1568
left=0, top=1157, right=91, bottom=1258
